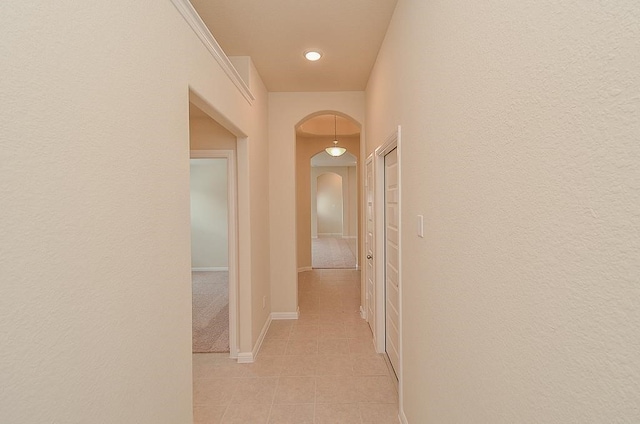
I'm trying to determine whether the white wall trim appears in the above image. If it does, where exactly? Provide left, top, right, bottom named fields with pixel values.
left=191, top=267, right=229, bottom=272
left=297, top=266, right=313, bottom=273
left=363, top=154, right=375, bottom=348
left=170, top=0, right=255, bottom=104
left=253, top=314, right=272, bottom=359
left=399, top=410, right=408, bottom=424
left=360, top=305, right=367, bottom=320
left=238, top=310, right=301, bottom=363
left=237, top=314, right=272, bottom=363
left=236, top=352, right=253, bottom=364
left=374, top=125, right=403, bottom=418
left=271, top=310, right=300, bottom=320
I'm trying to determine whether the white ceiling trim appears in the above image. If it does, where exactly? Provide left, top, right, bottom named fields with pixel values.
left=170, top=0, right=255, bottom=104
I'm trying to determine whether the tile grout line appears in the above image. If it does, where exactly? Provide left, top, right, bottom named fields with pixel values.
left=265, top=376, right=279, bottom=424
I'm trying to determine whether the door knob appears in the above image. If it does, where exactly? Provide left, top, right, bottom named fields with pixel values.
left=367, top=255, right=373, bottom=260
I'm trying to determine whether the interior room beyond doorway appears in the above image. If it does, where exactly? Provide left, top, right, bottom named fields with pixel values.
left=295, top=113, right=361, bottom=271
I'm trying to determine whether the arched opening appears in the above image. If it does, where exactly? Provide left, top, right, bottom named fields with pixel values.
left=310, top=161, right=359, bottom=268
left=295, top=112, right=361, bottom=271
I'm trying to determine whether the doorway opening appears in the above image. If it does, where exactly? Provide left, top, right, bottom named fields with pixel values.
left=310, top=155, right=358, bottom=269
left=189, top=156, right=230, bottom=353
left=295, top=112, right=361, bottom=272
left=369, top=126, right=402, bottom=385
left=188, top=101, right=238, bottom=357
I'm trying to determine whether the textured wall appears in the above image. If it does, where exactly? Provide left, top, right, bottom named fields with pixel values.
left=0, top=1, right=269, bottom=421
left=367, top=0, right=640, bottom=422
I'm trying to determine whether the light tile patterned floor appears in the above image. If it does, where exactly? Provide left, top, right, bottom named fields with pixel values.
left=193, top=269, right=399, bottom=424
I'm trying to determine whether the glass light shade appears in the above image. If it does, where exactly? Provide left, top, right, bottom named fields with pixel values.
left=325, top=145, right=347, bottom=157
left=304, top=51, right=322, bottom=61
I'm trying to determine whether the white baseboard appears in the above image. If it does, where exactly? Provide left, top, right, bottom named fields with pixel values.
left=399, top=409, right=408, bottom=423
left=297, top=266, right=312, bottom=273
left=359, top=306, right=367, bottom=320
left=270, top=309, right=300, bottom=320
left=237, top=352, right=254, bottom=364
left=191, top=267, right=229, bottom=272
left=237, top=314, right=272, bottom=364
left=237, top=310, right=300, bottom=364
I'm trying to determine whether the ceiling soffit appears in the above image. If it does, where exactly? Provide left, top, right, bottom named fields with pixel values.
left=190, top=0, right=398, bottom=92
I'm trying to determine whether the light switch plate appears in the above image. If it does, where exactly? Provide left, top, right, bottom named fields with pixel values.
left=417, top=215, right=424, bottom=238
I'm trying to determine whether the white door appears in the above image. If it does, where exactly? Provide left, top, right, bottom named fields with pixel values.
left=384, top=148, right=400, bottom=378
left=365, top=157, right=375, bottom=334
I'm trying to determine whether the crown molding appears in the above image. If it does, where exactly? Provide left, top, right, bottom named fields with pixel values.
left=171, top=0, right=255, bottom=104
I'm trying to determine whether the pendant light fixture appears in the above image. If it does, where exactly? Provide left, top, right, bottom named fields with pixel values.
left=325, top=114, right=347, bottom=157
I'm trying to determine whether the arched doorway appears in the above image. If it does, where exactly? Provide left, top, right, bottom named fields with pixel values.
left=310, top=152, right=359, bottom=268
left=295, top=112, right=361, bottom=271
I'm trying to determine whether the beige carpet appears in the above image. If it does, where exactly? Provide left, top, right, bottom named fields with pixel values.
left=192, top=271, right=229, bottom=353
left=312, top=237, right=357, bottom=269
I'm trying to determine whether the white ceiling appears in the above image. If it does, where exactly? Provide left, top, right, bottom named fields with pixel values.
left=190, top=0, right=398, bottom=92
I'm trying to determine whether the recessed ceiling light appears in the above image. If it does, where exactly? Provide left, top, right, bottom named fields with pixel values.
left=304, top=50, right=322, bottom=61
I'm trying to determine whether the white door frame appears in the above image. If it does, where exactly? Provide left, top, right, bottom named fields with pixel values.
left=372, top=126, right=402, bottom=380
left=363, top=155, right=374, bottom=323
left=190, top=149, right=239, bottom=358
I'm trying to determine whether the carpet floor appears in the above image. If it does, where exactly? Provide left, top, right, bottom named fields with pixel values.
left=312, top=237, right=357, bottom=269
left=192, top=271, right=229, bottom=353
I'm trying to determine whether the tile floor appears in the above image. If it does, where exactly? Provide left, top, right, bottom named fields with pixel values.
left=193, top=269, right=399, bottom=424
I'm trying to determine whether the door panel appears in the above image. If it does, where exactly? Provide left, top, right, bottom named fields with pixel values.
left=384, top=148, right=400, bottom=378
left=365, top=158, right=375, bottom=336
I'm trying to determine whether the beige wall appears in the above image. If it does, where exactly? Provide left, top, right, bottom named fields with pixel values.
left=0, top=2, right=269, bottom=422
left=367, top=0, right=640, bottom=422
left=190, top=159, right=228, bottom=269
left=316, top=173, right=343, bottom=235
left=311, top=166, right=358, bottom=239
left=297, top=135, right=360, bottom=270
left=190, top=116, right=237, bottom=151
left=269, top=93, right=365, bottom=314
left=245, top=60, right=271, bottom=348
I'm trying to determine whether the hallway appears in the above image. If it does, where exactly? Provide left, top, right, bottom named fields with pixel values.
left=193, top=269, right=398, bottom=423
left=311, top=237, right=357, bottom=269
